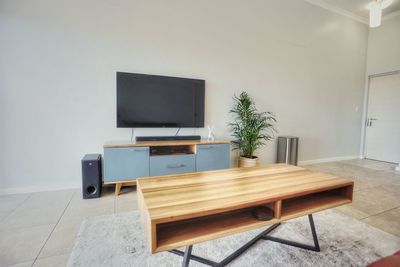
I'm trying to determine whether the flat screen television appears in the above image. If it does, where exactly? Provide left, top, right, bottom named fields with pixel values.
left=117, top=72, right=205, bottom=128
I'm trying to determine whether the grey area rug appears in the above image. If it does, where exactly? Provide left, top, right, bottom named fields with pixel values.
left=67, top=210, right=400, bottom=267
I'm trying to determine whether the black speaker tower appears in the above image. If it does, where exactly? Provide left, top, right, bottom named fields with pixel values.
left=81, top=154, right=102, bottom=199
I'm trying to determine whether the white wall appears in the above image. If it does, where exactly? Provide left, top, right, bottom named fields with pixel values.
left=359, top=14, right=400, bottom=157
left=366, top=15, right=400, bottom=75
left=0, top=0, right=368, bottom=194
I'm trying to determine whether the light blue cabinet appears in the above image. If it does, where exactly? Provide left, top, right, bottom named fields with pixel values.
left=104, top=147, right=149, bottom=182
left=103, top=142, right=230, bottom=182
left=196, top=144, right=230, bottom=171
left=150, top=155, right=196, bottom=176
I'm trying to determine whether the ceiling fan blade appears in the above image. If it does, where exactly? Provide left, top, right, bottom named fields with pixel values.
left=380, top=0, right=393, bottom=9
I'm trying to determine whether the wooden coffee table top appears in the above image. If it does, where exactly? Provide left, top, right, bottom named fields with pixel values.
left=138, top=164, right=354, bottom=252
left=138, top=164, right=353, bottom=224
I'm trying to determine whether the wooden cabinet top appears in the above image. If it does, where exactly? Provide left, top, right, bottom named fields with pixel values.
left=104, top=139, right=230, bottom=148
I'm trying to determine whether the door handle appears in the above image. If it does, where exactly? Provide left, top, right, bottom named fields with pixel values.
left=367, top=118, right=377, bottom=127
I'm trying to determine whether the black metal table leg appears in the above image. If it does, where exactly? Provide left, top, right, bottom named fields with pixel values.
left=182, top=245, right=193, bottom=267
left=308, top=214, right=320, bottom=252
left=169, top=224, right=281, bottom=267
left=170, top=249, right=217, bottom=266
left=169, top=214, right=321, bottom=267
left=261, top=214, right=320, bottom=252
left=215, top=223, right=281, bottom=267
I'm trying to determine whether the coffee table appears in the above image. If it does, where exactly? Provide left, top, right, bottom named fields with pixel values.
left=137, top=164, right=354, bottom=266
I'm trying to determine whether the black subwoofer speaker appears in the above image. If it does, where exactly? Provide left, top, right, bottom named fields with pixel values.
left=81, top=154, right=102, bottom=199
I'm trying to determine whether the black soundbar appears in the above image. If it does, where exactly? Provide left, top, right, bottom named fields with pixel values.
left=136, top=135, right=201, bottom=142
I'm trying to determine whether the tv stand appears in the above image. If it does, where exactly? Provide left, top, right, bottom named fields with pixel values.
left=103, top=139, right=230, bottom=195
left=136, top=135, right=201, bottom=142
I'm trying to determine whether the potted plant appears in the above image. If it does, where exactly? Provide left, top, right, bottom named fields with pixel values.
left=229, top=92, right=277, bottom=167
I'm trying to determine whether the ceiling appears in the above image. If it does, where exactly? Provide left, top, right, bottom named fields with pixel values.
left=306, top=0, right=400, bottom=23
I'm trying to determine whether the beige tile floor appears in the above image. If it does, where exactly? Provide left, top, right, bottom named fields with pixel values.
left=0, top=159, right=399, bottom=267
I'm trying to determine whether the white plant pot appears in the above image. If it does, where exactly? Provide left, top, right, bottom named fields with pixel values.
left=239, top=156, right=259, bottom=168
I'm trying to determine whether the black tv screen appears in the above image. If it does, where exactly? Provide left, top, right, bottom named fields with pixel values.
left=117, top=72, right=205, bottom=128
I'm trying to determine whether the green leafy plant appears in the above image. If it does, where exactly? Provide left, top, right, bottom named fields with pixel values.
left=229, top=92, right=277, bottom=159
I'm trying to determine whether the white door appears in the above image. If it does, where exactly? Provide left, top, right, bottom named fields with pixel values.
left=365, top=72, right=400, bottom=163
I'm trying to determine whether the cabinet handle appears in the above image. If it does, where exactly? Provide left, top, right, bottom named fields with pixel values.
left=166, top=164, right=186, bottom=169
left=198, top=146, right=214, bottom=149
left=133, top=148, right=148, bottom=152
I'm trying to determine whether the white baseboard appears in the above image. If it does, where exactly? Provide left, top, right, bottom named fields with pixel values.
left=395, top=164, right=400, bottom=172
left=0, top=183, right=80, bottom=196
left=298, top=155, right=359, bottom=165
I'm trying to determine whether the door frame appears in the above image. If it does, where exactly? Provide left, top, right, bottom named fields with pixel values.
left=360, top=70, right=400, bottom=159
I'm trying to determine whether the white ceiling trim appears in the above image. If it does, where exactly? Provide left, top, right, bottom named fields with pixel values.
left=304, top=0, right=368, bottom=24
left=383, top=9, right=400, bottom=20
left=305, top=0, right=400, bottom=24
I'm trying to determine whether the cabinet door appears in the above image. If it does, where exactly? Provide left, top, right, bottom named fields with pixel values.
left=104, top=147, right=149, bottom=182
left=196, top=144, right=230, bottom=172
left=150, top=155, right=195, bottom=176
